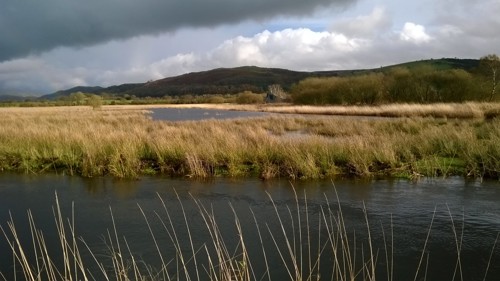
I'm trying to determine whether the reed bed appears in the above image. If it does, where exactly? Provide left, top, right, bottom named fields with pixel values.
left=260, top=103, right=497, bottom=119
left=2, top=189, right=497, bottom=281
left=0, top=106, right=499, bottom=179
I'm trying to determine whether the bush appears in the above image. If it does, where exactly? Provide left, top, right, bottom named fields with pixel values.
left=205, top=95, right=226, bottom=104
left=291, top=66, right=483, bottom=105
left=236, top=91, right=264, bottom=104
left=87, top=94, right=103, bottom=110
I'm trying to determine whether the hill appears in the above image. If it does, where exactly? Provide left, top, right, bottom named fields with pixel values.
left=42, top=86, right=105, bottom=100
left=41, top=58, right=479, bottom=99
left=0, top=94, right=38, bottom=102
left=42, top=84, right=145, bottom=100
left=381, top=58, right=479, bottom=71
left=124, top=66, right=352, bottom=97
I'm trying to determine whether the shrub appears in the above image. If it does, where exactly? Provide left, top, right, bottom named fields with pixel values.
left=87, top=94, right=103, bottom=110
left=236, top=91, right=264, bottom=104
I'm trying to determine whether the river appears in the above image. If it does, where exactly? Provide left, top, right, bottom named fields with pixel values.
left=1, top=174, right=499, bottom=280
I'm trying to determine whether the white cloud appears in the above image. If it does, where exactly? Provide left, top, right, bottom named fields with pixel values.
left=207, top=28, right=364, bottom=70
left=94, top=27, right=372, bottom=84
left=399, top=22, right=432, bottom=44
left=144, top=28, right=365, bottom=77
left=330, top=7, right=392, bottom=37
left=150, top=53, right=200, bottom=79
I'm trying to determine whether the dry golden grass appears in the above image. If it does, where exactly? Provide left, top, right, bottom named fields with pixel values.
left=264, top=102, right=500, bottom=118
left=0, top=105, right=499, bottom=179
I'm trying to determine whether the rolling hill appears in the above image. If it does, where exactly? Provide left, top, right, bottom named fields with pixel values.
left=123, top=66, right=355, bottom=97
left=41, top=58, right=479, bottom=99
left=42, top=84, right=143, bottom=100
left=382, top=58, right=479, bottom=71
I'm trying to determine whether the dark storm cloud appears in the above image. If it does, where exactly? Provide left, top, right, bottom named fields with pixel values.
left=0, top=0, right=355, bottom=61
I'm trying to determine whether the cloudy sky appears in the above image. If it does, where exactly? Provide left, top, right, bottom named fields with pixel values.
left=1, top=0, right=499, bottom=95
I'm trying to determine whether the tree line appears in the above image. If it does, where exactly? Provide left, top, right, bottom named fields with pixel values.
left=291, top=55, right=499, bottom=105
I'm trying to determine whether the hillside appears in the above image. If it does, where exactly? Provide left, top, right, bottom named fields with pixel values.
left=125, top=66, right=352, bottom=97
left=381, top=58, right=479, bottom=71
left=0, top=94, right=38, bottom=102
left=43, top=86, right=105, bottom=100
left=41, top=58, right=479, bottom=99
left=42, top=84, right=144, bottom=100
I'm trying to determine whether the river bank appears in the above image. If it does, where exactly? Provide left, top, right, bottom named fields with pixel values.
left=0, top=104, right=499, bottom=180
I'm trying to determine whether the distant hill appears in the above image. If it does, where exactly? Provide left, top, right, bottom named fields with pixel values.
left=381, top=58, right=479, bottom=71
left=41, top=58, right=479, bottom=99
left=42, top=84, right=144, bottom=100
left=104, top=83, right=144, bottom=94
left=124, top=66, right=353, bottom=97
left=42, top=86, right=105, bottom=100
left=0, top=94, right=38, bottom=102
left=0, top=95, right=24, bottom=102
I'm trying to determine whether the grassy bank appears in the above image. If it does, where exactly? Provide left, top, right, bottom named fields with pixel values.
left=0, top=105, right=499, bottom=180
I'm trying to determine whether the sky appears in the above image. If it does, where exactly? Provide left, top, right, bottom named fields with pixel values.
left=1, top=0, right=499, bottom=95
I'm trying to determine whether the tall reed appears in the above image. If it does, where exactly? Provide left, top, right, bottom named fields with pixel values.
left=0, top=106, right=499, bottom=179
left=1, top=188, right=498, bottom=281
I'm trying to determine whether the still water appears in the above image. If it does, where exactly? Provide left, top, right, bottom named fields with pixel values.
left=150, top=107, right=269, bottom=121
left=0, top=174, right=499, bottom=280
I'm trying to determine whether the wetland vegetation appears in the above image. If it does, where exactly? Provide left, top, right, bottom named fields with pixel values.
left=0, top=103, right=499, bottom=180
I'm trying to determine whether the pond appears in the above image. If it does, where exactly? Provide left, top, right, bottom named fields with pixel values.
left=1, top=174, right=499, bottom=280
left=149, top=107, right=269, bottom=121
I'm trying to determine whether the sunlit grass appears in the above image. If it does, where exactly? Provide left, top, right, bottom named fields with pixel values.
left=0, top=105, right=499, bottom=179
left=259, top=102, right=500, bottom=118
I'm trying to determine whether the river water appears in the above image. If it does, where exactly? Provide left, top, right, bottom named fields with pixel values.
left=1, top=174, right=499, bottom=281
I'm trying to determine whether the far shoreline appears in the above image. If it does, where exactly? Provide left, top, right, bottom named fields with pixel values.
left=104, top=102, right=500, bottom=119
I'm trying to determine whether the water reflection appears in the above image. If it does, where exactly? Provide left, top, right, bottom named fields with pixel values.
left=82, top=177, right=141, bottom=198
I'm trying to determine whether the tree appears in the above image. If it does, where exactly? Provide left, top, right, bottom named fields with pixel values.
left=87, top=94, right=103, bottom=110
left=385, top=67, right=413, bottom=102
left=69, top=92, right=86, bottom=105
left=267, top=84, right=287, bottom=102
left=290, top=77, right=346, bottom=105
left=345, top=73, right=385, bottom=104
left=479, top=54, right=500, bottom=101
left=236, top=91, right=264, bottom=104
left=426, top=69, right=473, bottom=102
